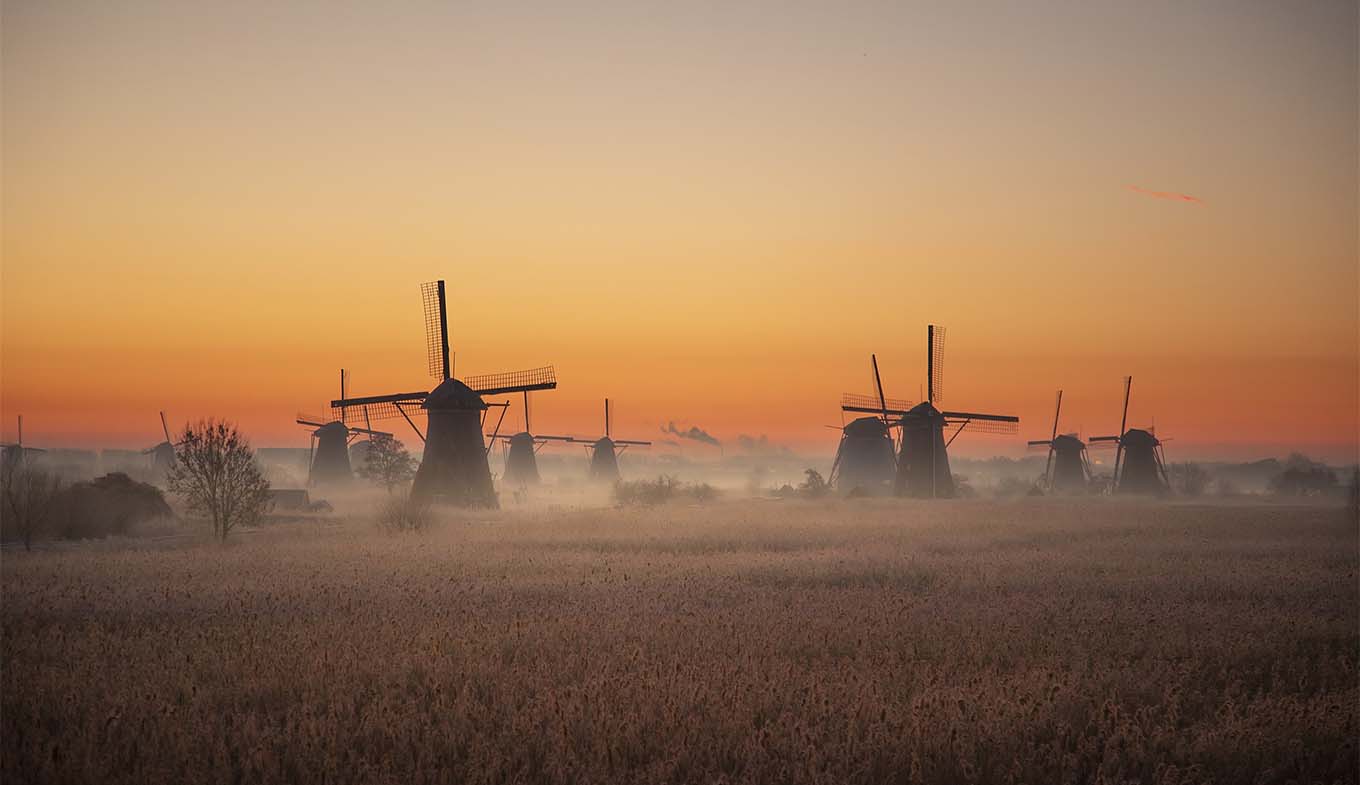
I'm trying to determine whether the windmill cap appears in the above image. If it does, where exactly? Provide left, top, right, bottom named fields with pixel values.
left=845, top=417, right=889, bottom=437
left=1052, top=434, right=1085, bottom=450
left=1122, top=428, right=1159, bottom=446
left=900, top=402, right=943, bottom=423
left=593, top=436, right=615, bottom=449
left=315, top=421, right=349, bottom=436
left=509, top=432, right=535, bottom=446
left=423, top=378, right=488, bottom=411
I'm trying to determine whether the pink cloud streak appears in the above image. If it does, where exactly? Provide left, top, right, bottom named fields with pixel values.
left=1126, top=185, right=1203, bottom=204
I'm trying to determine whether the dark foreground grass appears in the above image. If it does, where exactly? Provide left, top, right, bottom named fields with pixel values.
left=3, top=498, right=1356, bottom=784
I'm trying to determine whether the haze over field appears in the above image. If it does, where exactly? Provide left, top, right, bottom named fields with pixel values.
left=3, top=1, right=1357, bottom=462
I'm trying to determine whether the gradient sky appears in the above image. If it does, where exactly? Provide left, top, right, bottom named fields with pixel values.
left=3, top=0, right=1357, bottom=462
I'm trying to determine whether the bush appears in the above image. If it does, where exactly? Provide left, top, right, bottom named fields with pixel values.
left=1269, top=454, right=1337, bottom=497
left=54, top=473, right=175, bottom=540
left=377, top=493, right=433, bottom=533
left=1170, top=463, right=1210, bottom=497
left=993, top=476, right=1038, bottom=498
left=797, top=469, right=829, bottom=499
left=614, top=476, right=719, bottom=506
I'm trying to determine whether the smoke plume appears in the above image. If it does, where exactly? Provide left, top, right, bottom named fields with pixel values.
left=661, top=421, right=721, bottom=447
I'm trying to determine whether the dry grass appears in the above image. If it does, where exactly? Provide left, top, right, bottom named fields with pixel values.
left=3, top=498, right=1356, bottom=784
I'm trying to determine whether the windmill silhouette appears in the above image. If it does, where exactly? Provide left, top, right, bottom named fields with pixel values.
left=829, top=355, right=903, bottom=494
left=297, top=370, right=391, bottom=487
left=142, top=411, right=179, bottom=480
left=581, top=399, right=651, bottom=483
left=329, top=280, right=557, bottom=507
left=486, top=391, right=575, bottom=486
left=0, top=415, right=43, bottom=467
left=1026, top=390, right=1090, bottom=493
left=1089, top=376, right=1170, bottom=495
left=842, top=326, right=1019, bottom=498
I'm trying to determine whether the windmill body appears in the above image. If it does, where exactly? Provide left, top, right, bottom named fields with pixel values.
left=832, top=416, right=896, bottom=494
left=410, top=378, right=497, bottom=506
left=896, top=403, right=956, bottom=498
left=308, top=421, right=354, bottom=487
left=1048, top=434, right=1090, bottom=492
left=503, top=432, right=542, bottom=485
left=1113, top=428, right=1167, bottom=495
left=143, top=411, right=177, bottom=483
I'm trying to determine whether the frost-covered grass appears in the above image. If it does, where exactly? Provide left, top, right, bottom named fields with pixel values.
left=3, top=498, right=1355, bottom=784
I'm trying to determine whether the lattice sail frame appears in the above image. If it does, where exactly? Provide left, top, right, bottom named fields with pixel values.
left=464, top=366, right=556, bottom=395
left=330, top=396, right=427, bottom=426
left=841, top=393, right=916, bottom=415
left=930, top=325, right=946, bottom=405
left=943, top=416, right=1019, bottom=435
left=421, top=281, right=446, bottom=380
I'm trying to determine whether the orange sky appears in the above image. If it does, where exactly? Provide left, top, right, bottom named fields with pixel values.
left=3, top=1, right=1357, bottom=462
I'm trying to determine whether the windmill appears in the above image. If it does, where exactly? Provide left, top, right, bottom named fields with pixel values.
left=328, top=280, right=557, bottom=507
left=487, top=391, right=575, bottom=487
left=829, top=355, right=903, bottom=494
left=1026, top=390, right=1091, bottom=493
left=1089, top=376, right=1170, bottom=495
left=141, top=411, right=179, bottom=480
left=0, top=415, right=44, bottom=467
left=296, top=370, right=392, bottom=487
left=582, top=399, right=651, bottom=482
left=841, top=326, right=1019, bottom=498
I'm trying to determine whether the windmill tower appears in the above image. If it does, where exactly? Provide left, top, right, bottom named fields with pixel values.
left=842, top=326, right=1019, bottom=498
left=328, top=281, right=557, bottom=507
left=829, top=355, right=902, bottom=494
left=582, top=399, right=651, bottom=482
left=488, top=391, right=575, bottom=487
left=1089, top=376, right=1170, bottom=495
left=1026, top=390, right=1091, bottom=493
left=297, top=370, right=391, bottom=487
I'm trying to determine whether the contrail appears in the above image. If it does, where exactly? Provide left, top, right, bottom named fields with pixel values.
left=1126, top=185, right=1202, bottom=204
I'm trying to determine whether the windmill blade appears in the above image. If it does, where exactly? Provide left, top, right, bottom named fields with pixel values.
left=534, top=434, right=576, bottom=442
left=604, top=398, right=611, bottom=439
left=943, top=418, right=1018, bottom=435
left=927, top=324, right=946, bottom=405
left=1043, top=390, right=1062, bottom=491
left=842, top=393, right=913, bottom=416
left=940, top=410, right=1018, bottom=423
left=871, top=354, right=890, bottom=422
left=159, top=411, right=171, bottom=443
left=1112, top=376, right=1132, bottom=490
left=421, top=280, right=451, bottom=381
left=523, top=391, right=532, bottom=433
left=1026, top=440, right=1053, bottom=447
left=329, top=392, right=429, bottom=425
left=613, top=439, right=652, bottom=446
left=465, top=366, right=557, bottom=396
left=1088, top=435, right=1121, bottom=442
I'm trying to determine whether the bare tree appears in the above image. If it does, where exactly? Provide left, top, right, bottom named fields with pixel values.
left=167, top=419, right=271, bottom=541
left=357, top=435, right=417, bottom=493
left=1, top=458, right=64, bottom=551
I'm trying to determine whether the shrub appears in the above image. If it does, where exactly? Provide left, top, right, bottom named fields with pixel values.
left=797, top=469, right=829, bottom=499
left=1269, top=454, right=1337, bottom=497
left=615, top=476, right=719, bottom=506
left=54, top=473, right=174, bottom=540
left=1170, top=463, right=1210, bottom=497
left=377, top=493, right=433, bottom=533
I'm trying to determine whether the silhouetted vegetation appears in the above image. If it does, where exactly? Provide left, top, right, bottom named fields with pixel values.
left=0, top=461, right=63, bottom=551
left=1269, top=453, right=1338, bottom=497
left=797, top=468, right=829, bottom=498
left=1170, top=462, right=1211, bottom=496
left=376, top=492, right=433, bottom=533
left=357, top=435, right=417, bottom=493
left=615, top=475, right=719, bottom=506
left=167, top=419, right=271, bottom=541
left=53, top=473, right=173, bottom=540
